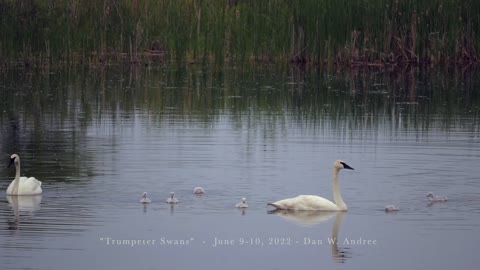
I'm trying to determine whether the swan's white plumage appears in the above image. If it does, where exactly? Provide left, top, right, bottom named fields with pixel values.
left=140, top=192, right=151, bottom=203
left=426, top=192, right=447, bottom=202
left=384, top=205, right=399, bottom=212
left=166, top=192, right=179, bottom=203
left=268, top=160, right=354, bottom=211
left=6, top=154, right=42, bottom=196
left=269, top=195, right=339, bottom=211
left=235, top=198, right=248, bottom=208
left=193, top=187, right=205, bottom=194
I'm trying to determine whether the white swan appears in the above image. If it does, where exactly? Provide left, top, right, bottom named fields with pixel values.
left=193, top=187, right=205, bottom=194
left=426, top=192, right=447, bottom=202
left=235, top=198, right=248, bottom=208
left=6, top=154, right=42, bottom=195
left=166, top=192, right=179, bottom=203
left=139, top=192, right=151, bottom=203
left=384, top=205, right=399, bottom=212
left=268, top=160, right=354, bottom=211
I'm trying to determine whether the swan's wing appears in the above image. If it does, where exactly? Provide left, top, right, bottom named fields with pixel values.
left=268, top=197, right=297, bottom=210
left=296, top=195, right=338, bottom=210
left=27, top=177, right=41, bottom=184
left=22, top=177, right=43, bottom=194
left=7, top=177, right=42, bottom=195
left=269, top=195, right=338, bottom=211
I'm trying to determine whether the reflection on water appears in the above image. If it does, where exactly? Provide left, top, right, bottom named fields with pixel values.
left=7, top=195, right=42, bottom=213
left=268, top=209, right=337, bottom=227
left=0, top=66, right=479, bottom=154
left=237, top=208, right=247, bottom=216
left=331, top=212, right=350, bottom=264
left=5, top=195, right=42, bottom=231
left=269, top=210, right=350, bottom=263
left=0, top=66, right=479, bottom=270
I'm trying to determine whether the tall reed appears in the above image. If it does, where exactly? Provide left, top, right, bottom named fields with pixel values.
left=0, top=0, right=478, bottom=67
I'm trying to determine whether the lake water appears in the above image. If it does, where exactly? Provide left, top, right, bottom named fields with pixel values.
left=0, top=66, right=479, bottom=270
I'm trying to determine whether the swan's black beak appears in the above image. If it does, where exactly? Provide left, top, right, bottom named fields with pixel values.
left=7, top=158, right=14, bottom=168
left=341, top=162, right=354, bottom=170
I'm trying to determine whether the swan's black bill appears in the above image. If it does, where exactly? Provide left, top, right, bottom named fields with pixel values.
left=7, top=158, right=14, bottom=168
left=340, top=162, right=354, bottom=170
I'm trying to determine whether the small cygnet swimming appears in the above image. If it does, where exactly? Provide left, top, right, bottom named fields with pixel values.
left=426, top=192, right=448, bottom=202
left=384, top=205, right=399, bottom=212
left=235, top=198, right=248, bottom=208
left=140, top=192, right=151, bottom=203
left=193, top=187, right=205, bottom=194
left=166, top=192, right=179, bottom=203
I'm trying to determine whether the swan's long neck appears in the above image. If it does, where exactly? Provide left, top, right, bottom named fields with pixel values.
left=11, top=160, right=21, bottom=193
left=332, top=168, right=347, bottom=210
left=15, top=161, right=21, bottom=181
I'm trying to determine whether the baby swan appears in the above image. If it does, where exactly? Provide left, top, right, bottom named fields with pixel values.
left=139, top=192, right=151, bottom=203
left=384, top=205, right=399, bottom=212
left=6, top=154, right=43, bottom=195
left=166, top=192, right=179, bottom=203
left=268, top=160, right=354, bottom=211
left=193, top=187, right=205, bottom=194
left=426, top=192, right=448, bottom=202
left=235, top=198, right=249, bottom=208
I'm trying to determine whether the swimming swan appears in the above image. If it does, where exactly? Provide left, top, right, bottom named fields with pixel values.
left=166, top=192, right=179, bottom=203
left=193, top=187, right=205, bottom=194
left=384, top=205, right=399, bottom=212
left=426, top=192, right=447, bottom=202
left=268, top=160, right=354, bottom=211
left=6, top=154, right=43, bottom=195
left=235, top=198, right=248, bottom=208
left=140, top=192, right=151, bottom=203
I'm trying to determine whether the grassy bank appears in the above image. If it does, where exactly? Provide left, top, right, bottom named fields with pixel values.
left=0, top=0, right=478, bottom=67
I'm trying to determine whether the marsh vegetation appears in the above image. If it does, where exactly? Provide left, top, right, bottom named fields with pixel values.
left=1, top=0, right=478, bottom=68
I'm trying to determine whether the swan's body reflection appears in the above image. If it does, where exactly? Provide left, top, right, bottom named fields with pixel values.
left=7, top=195, right=42, bottom=212
left=268, top=209, right=336, bottom=226
left=6, top=195, right=42, bottom=230
left=269, top=210, right=350, bottom=263
left=169, top=203, right=176, bottom=215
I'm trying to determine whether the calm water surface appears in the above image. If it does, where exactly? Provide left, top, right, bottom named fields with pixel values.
left=0, top=66, right=479, bottom=270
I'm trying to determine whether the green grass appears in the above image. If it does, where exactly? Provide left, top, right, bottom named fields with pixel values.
left=0, top=0, right=478, bottom=67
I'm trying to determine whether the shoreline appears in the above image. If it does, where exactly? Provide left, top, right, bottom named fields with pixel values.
left=1, top=51, right=478, bottom=71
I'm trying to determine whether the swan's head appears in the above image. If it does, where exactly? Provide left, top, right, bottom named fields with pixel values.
left=426, top=192, right=434, bottom=198
left=242, top=197, right=247, bottom=203
left=170, top=192, right=175, bottom=198
left=142, top=192, right=148, bottom=198
left=334, top=160, right=354, bottom=171
left=8, top=154, right=20, bottom=168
